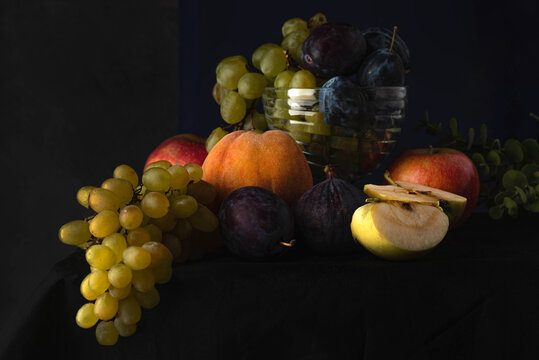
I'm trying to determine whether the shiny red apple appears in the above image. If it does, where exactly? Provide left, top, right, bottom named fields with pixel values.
left=145, top=134, right=208, bottom=170
left=386, top=147, right=480, bottom=228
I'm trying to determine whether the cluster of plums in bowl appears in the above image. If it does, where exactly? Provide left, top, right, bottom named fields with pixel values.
left=263, top=22, right=410, bottom=184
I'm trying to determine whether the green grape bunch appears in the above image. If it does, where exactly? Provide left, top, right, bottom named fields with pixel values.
left=207, top=13, right=327, bottom=153
left=58, top=162, right=219, bottom=345
left=416, top=111, right=539, bottom=220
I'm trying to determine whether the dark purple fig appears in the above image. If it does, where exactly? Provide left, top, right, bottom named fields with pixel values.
left=293, top=166, right=365, bottom=254
left=218, top=186, right=295, bottom=258
left=301, top=22, right=367, bottom=79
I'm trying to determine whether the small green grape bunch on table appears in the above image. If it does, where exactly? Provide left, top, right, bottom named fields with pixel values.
left=417, top=113, right=539, bottom=219
left=207, top=13, right=327, bottom=152
left=58, top=162, right=219, bottom=345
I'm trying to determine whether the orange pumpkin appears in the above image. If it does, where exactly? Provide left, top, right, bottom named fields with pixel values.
left=201, top=130, right=313, bottom=207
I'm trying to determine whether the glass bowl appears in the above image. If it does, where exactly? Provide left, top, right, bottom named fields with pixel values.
left=262, top=86, right=407, bottom=184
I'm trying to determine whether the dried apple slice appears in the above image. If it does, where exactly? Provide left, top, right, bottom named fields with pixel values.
left=350, top=201, right=449, bottom=261
left=363, top=172, right=467, bottom=227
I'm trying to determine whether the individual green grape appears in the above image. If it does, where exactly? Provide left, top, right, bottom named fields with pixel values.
left=117, top=295, right=141, bottom=325
left=131, top=269, right=155, bottom=293
left=142, top=241, right=173, bottom=268
left=142, top=167, right=172, bottom=192
left=171, top=219, right=192, bottom=241
left=494, top=191, right=511, bottom=205
left=76, top=303, right=99, bottom=329
left=215, top=55, right=247, bottom=74
left=86, top=244, right=117, bottom=270
left=89, top=210, right=120, bottom=239
left=237, top=72, right=267, bottom=100
left=274, top=70, right=295, bottom=88
left=504, top=138, right=524, bottom=163
left=134, top=287, right=160, bottom=309
left=77, top=186, right=96, bottom=209
left=503, top=197, right=519, bottom=218
left=522, top=138, right=539, bottom=162
left=145, top=160, right=172, bottom=170
left=162, top=233, right=182, bottom=259
left=95, top=320, right=119, bottom=346
left=102, top=233, right=127, bottom=264
left=88, top=188, right=121, bottom=213
left=114, top=317, right=137, bottom=337
left=502, top=169, right=528, bottom=191
left=143, top=224, right=163, bottom=243
left=220, top=91, right=247, bottom=124
left=141, top=192, right=170, bottom=218
left=94, top=292, right=119, bottom=321
left=150, top=211, right=177, bottom=232
left=305, top=112, right=330, bottom=135
left=108, top=263, right=133, bottom=289
left=152, top=264, right=173, bottom=284
left=101, top=178, right=134, bottom=205
left=187, top=204, right=218, bottom=232
left=126, top=227, right=151, bottom=247
left=486, top=150, right=501, bottom=166
left=170, top=194, right=198, bottom=218
left=109, top=284, right=132, bottom=300
left=113, top=164, right=139, bottom=188
left=122, top=246, right=152, bottom=270
left=185, top=163, right=203, bottom=183
left=308, top=12, right=327, bottom=29
left=281, top=17, right=308, bottom=37
left=212, top=82, right=231, bottom=105
left=216, top=59, right=248, bottom=90
left=260, top=47, right=287, bottom=78
left=187, top=180, right=217, bottom=205
left=281, top=29, right=310, bottom=64
left=88, top=269, right=111, bottom=295
left=206, top=127, right=229, bottom=153
left=58, top=220, right=92, bottom=246
left=289, top=69, right=317, bottom=88
left=80, top=274, right=99, bottom=301
left=119, top=205, right=144, bottom=230
left=514, top=186, right=528, bottom=205
left=168, top=165, right=190, bottom=190
left=251, top=43, right=280, bottom=70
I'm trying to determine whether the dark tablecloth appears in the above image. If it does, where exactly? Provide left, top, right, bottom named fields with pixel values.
left=2, top=213, right=538, bottom=360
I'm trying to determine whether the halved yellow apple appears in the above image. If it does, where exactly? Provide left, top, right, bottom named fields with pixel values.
left=350, top=201, right=449, bottom=261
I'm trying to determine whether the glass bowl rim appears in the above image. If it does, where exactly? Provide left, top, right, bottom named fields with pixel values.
left=263, top=85, right=408, bottom=91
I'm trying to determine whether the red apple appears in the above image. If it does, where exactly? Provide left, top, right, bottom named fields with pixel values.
left=145, top=134, right=208, bottom=170
left=386, top=147, right=480, bottom=228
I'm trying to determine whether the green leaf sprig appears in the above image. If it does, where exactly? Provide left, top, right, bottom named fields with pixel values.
left=415, top=110, right=539, bottom=220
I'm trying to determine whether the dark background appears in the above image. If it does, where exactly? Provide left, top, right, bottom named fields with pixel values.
left=1, top=0, right=538, bottom=350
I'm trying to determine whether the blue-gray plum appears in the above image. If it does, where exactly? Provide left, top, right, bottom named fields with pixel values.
left=362, top=27, right=410, bottom=70
left=319, top=76, right=371, bottom=130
